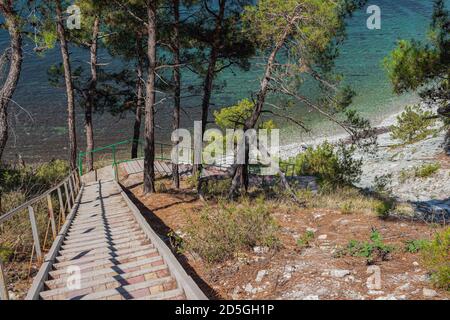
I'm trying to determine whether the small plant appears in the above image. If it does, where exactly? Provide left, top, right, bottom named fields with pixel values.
left=337, top=229, right=394, bottom=265
left=184, top=198, right=279, bottom=263
left=374, top=199, right=395, bottom=217
left=340, top=201, right=354, bottom=215
left=373, top=174, right=393, bottom=195
left=167, top=231, right=185, bottom=254
left=399, top=163, right=441, bottom=182
left=297, top=230, right=315, bottom=249
left=0, top=246, right=13, bottom=262
left=421, top=227, right=450, bottom=291
left=390, top=105, right=438, bottom=144
left=404, top=239, right=430, bottom=253
left=414, top=163, right=441, bottom=178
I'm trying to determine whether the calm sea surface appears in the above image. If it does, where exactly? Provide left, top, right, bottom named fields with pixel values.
left=0, top=0, right=441, bottom=163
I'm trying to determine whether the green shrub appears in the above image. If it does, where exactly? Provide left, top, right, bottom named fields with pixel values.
left=404, top=239, right=430, bottom=253
left=390, top=105, right=438, bottom=144
left=0, top=246, right=13, bottom=262
left=297, top=231, right=315, bottom=249
left=422, top=228, right=450, bottom=290
left=289, top=142, right=362, bottom=187
left=340, top=201, right=354, bottom=215
left=185, top=198, right=279, bottom=263
left=399, top=163, right=441, bottom=183
left=374, top=199, right=394, bottom=217
left=337, top=229, right=394, bottom=265
left=414, top=163, right=441, bottom=178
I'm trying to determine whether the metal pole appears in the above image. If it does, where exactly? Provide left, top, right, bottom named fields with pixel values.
left=47, top=194, right=57, bottom=239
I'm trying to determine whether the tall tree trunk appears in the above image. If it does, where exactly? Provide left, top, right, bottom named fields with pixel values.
left=229, top=31, right=288, bottom=197
left=143, top=0, right=157, bottom=194
left=172, top=0, right=181, bottom=189
left=132, top=36, right=145, bottom=159
left=85, top=17, right=100, bottom=172
left=56, top=1, right=77, bottom=170
left=194, top=0, right=226, bottom=180
left=0, top=2, right=23, bottom=162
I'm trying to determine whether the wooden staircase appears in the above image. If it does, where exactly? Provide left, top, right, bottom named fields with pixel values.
left=27, top=179, right=206, bottom=300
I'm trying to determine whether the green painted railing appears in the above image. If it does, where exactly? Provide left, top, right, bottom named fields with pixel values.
left=78, top=138, right=298, bottom=178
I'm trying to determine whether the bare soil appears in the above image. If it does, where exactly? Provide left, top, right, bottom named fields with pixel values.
left=125, top=177, right=449, bottom=301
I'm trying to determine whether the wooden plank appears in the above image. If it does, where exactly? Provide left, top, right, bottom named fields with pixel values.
left=68, top=176, right=75, bottom=204
left=116, top=181, right=207, bottom=300
left=0, top=258, right=9, bottom=300
left=64, top=182, right=72, bottom=211
left=161, top=162, right=172, bottom=175
left=26, top=185, right=85, bottom=300
left=28, top=206, right=43, bottom=263
left=154, top=161, right=165, bottom=175
left=57, top=187, right=66, bottom=223
left=47, top=195, right=57, bottom=239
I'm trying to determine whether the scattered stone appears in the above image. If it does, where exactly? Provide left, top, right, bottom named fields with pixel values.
left=244, top=283, right=253, bottom=294
left=231, top=286, right=241, bottom=300
left=368, top=290, right=385, bottom=296
left=307, top=227, right=317, bottom=233
left=396, top=283, right=410, bottom=291
left=376, top=295, right=397, bottom=300
left=413, top=261, right=419, bottom=267
left=329, top=269, right=351, bottom=278
left=256, top=270, right=268, bottom=283
left=253, top=246, right=269, bottom=254
left=303, top=295, right=320, bottom=300
left=318, top=234, right=328, bottom=240
left=422, top=288, right=438, bottom=298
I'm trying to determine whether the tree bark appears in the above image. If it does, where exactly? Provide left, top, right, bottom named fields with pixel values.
left=85, top=17, right=100, bottom=172
left=229, top=28, right=289, bottom=197
left=194, top=0, right=227, bottom=177
left=143, top=0, right=157, bottom=194
left=0, top=2, right=23, bottom=162
left=131, top=37, right=145, bottom=159
left=56, top=1, right=77, bottom=170
left=172, top=0, right=181, bottom=189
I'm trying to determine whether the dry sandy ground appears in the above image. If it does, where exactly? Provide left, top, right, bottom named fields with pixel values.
left=125, top=179, right=449, bottom=301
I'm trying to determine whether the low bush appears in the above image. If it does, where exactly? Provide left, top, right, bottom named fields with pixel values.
left=374, top=199, right=395, bottom=218
left=390, top=105, right=438, bottom=144
left=297, top=231, right=315, bottom=249
left=184, top=198, right=279, bottom=263
left=421, top=228, right=450, bottom=291
left=289, top=142, right=362, bottom=187
left=399, top=162, right=441, bottom=183
left=404, top=239, right=430, bottom=253
left=336, top=229, right=394, bottom=265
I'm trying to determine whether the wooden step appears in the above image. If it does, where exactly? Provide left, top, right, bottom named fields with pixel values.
left=45, top=256, right=165, bottom=288
left=61, top=234, right=147, bottom=251
left=58, top=239, right=148, bottom=256
left=55, top=244, right=155, bottom=263
left=132, top=288, right=186, bottom=301
left=63, top=229, right=145, bottom=245
left=49, top=251, right=161, bottom=278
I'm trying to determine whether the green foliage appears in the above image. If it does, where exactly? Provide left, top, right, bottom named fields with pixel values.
left=0, top=160, right=69, bottom=199
left=374, top=199, right=394, bottom=218
left=340, top=200, right=355, bottom=215
left=399, top=162, right=441, bottom=183
left=390, top=105, right=438, bottom=144
left=337, top=229, right=394, bottom=265
left=421, top=228, right=450, bottom=290
left=384, top=0, right=449, bottom=123
left=214, top=98, right=275, bottom=130
left=404, top=239, right=430, bottom=253
left=0, top=246, right=13, bottom=262
left=297, top=230, right=315, bottom=249
left=289, top=142, right=362, bottom=187
left=185, top=198, right=279, bottom=263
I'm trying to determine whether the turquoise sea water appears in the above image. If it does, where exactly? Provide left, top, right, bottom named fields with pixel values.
left=0, top=0, right=442, bottom=162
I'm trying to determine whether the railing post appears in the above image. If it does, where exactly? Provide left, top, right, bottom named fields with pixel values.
left=46, top=194, right=57, bottom=240
left=28, top=206, right=42, bottom=263
left=64, top=182, right=72, bottom=211
left=57, top=187, right=66, bottom=223
left=78, top=153, right=84, bottom=177
left=0, top=258, right=9, bottom=300
left=68, top=176, right=75, bottom=205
